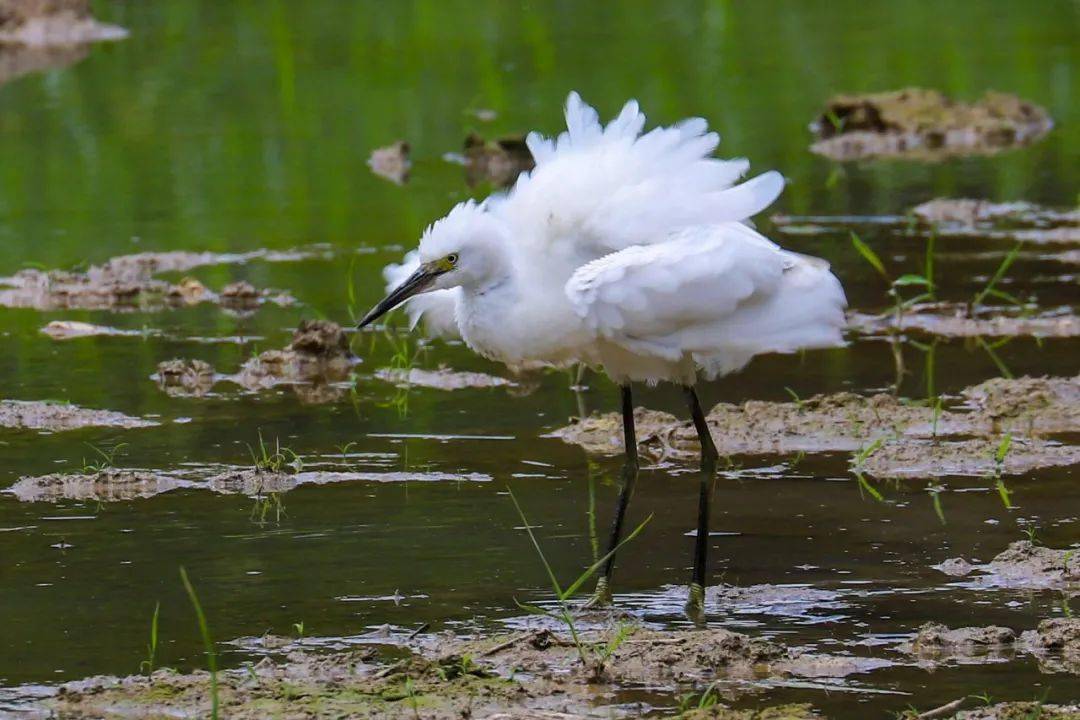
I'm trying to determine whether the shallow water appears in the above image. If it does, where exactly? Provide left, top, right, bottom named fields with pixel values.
left=0, top=1, right=1078, bottom=715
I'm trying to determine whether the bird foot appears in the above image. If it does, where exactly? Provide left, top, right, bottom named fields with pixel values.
left=684, top=582, right=706, bottom=625
left=583, top=577, right=613, bottom=609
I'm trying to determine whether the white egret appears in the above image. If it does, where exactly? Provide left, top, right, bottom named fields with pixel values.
left=360, top=92, right=847, bottom=619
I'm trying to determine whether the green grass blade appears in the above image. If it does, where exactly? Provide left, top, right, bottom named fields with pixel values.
left=179, top=567, right=219, bottom=720
left=507, top=487, right=565, bottom=598
left=562, top=514, right=653, bottom=600
left=850, top=231, right=888, bottom=280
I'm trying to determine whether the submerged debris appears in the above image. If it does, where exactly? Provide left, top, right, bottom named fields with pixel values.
left=848, top=303, right=1080, bottom=339
left=375, top=366, right=514, bottom=390
left=935, top=541, right=1080, bottom=592
left=367, top=140, right=411, bottom=184
left=0, top=400, right=156, bottom=432
left=809, top=88, right=1053, bottom=161
left=0, top=0, right=128, bottom=46
left=462, top=132, right=535, bottom=187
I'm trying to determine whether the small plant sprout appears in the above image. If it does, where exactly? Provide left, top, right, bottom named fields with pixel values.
left=852, top=437, right=885, bottom=470
left=81, top=442, right=127, bottom=473
left=507, top=487, right=649, bottom=679
left=248, top=430, right=303, bottom=474
left=784, top=387, right=806, bottom=412
left=293, top=621, right=305, bottom=639
left=179, top=567, right=219, bottom=720
left=677, top=680, right=721, bottom=712
left=138, top=602, right=161, bottom=675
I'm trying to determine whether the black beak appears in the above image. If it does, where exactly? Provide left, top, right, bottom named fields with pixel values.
left=356, top=266, right=438, bottom=329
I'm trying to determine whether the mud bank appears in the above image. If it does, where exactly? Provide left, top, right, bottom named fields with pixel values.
left=36, top=624, right=895, bottom=719
left=0, top=252, right=296, bottom=312
left=155, top=320, right=356, bottom=403
left=935, top=541, right=1080, bottom=592
left=0, top=0, right=127, bottom=46
left=550, top=375, right=1080, bottom=478
left=809, top=89, right=1052, bottom=161
left=5, top=466, right=492, bottom=502
left=0, top=399, right=156, bottom=432
left=848, top=303, right=1080, bottom=339
left=375, top=366, right=515, bottom=390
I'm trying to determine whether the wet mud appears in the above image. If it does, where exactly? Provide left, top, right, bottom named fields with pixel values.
left=848, top=303, right=1080, bottom=339
left=368, top=140, right=411, bottom=184
left=935, top=541, right=1080, bottom=592
left=34, top=622, right=903, bottom=719
left=0, top=251, right=296, bottom=312
left=809, top=89, right=1052, bottom=161
left=39, top=320, right=153, bottom=340
left=551, top=375, right=1079, bottom=478
left=0, top=400, right=156, bottom=432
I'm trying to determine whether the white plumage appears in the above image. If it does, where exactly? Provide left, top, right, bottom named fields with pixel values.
left=363, top=92, right=849, bottom=615
left=377, top=91, right=846, bottom=385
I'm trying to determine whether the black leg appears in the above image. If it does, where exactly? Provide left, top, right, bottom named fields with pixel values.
left=586, top=384, right=639, bottom=608
left=682, top=384, right=718, bottom=621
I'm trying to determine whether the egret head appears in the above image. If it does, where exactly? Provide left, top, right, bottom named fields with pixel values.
left=357, top=201, right=508, bottom=329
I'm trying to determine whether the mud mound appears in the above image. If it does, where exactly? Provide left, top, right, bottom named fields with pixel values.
left=368, top=140, right=410, bottom=185
left=0, top=264, right=292, bottom=312
left=462, top=132, right=535, bottom=187
left=1020, top=618, right=1080, bottom=675
left=5, top=470, right=191, bottom=502
left=680, top=704, right=821, bottom=720
left=0, top=400, right=156, bottom=432
left=936, top=541, right=1080, bottom=592
left=810, top=89, right=1052, bottom=161
left=962, top=375, right=1080, bottom=434
left=0, top=0, right=127, bottom=46
left=155, top=321, right=357, bottom=404
left=902, top=622, right=1015, bottom=656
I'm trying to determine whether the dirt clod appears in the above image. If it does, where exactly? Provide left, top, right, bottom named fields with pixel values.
left=368, top=140, right=411, bottom=185
left=810, top=89, right=1052, bottom=161
left=463, top=132, right=535, bottom=187
left=154, top=359, right=216, bottom=397
left=0, top=400, right=156, bottom=432
left=903, top=622, right=1015, bottom=654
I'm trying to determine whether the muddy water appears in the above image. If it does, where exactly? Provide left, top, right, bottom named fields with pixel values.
left=1, top=1, right=1078, bottom=716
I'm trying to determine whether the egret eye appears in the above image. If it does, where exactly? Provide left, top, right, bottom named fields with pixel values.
left=446, top=253, right=459, bottom=265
